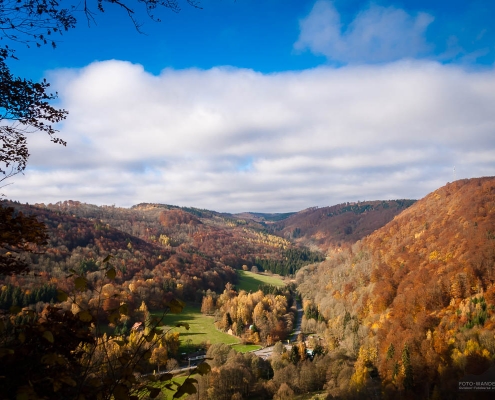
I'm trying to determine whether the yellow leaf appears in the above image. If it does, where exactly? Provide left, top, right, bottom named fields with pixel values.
left=113, top=384, right=129, bottom=400
left=9, top=305, right=21, bottom=315
left=16, top=385, right=36, bottom=400
left=0, top=348, right=14, bottom=358
left=145, top=333, right=154, bottom=343
left=77, top=310, right=92, bottom=322
left=166, top=299, right=185, bottom=314
left=148, top=387, right=161, bottom=398
left=57, top=290, right=68, bottom=302
left=108, top=312, right=120, bottom=324
left=175, top=322, right=190, bottom=330
left=53, top=379, right=62, bottom=392
left=118, top=303, right=129, bottom=316
left=196, top=362, right=211, bottom=375
left=159, top=373, right=173, bottom=382
left=59, top=375, right=77, bottom=387
left=41, top=352, right=59, bottom=365
left=106, top=268, right=116, bottom=280
left=118, top=354, right=131, bottom=365
left=173, top=380, right=197, bottom=398
left=103, top=254, right=113, bottom=263
left=42, top=330, right=54, bottom=343
left=74, top=276, right=87, bottom=291
left=18, top=332, right=26, bottom=343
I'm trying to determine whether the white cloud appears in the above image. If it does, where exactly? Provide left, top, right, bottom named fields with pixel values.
left=7, top=59, right=495, bottom=212
left=294, top=0, right=434, bottom=63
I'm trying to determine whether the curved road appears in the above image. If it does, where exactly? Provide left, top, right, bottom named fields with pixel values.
left=290, top=299, right=303, bottom=342
left=253, top=299, right=303, bottom=360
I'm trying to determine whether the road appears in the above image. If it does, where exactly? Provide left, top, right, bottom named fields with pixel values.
left=253, top=299, right=302, bottom=360
left=146, top=300, right=305, bottom=369
left=290, top=299, right=303, bottom=342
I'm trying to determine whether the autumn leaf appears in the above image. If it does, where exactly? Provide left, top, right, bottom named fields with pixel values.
left=103, top=254, right=113, bottom=263
left=42, top=330, right=54, bottom=343
left=166, top=299, right=185, bottom=314
left=77, top=310, right=92, bottom=322
left=148, top=387, right=161, bottom=398
left=173, top=379, right=197, bottom=398
left=108, top=311, right=120, bottom=324
left=119, top=303, right=129, bottom=315
left=106, top=268, right=116, bottom=280
left=175, top=322, right=190, bottom=330
left=195, top=362, right=211, bottom=375
left=57, top=289, right=68, bottom=302
left=74, top=276, right=87, bottom=291
left=9, top=305, right=21, bottom=314
left=59, top=375, right=77, bottom=387
left=113, top=384, right=129, bottom=400
left=159, top=373, right=173, bottom=382
left=0, top=348, right=14, bottom=358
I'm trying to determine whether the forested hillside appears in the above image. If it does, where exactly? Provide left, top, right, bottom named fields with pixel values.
left=1, top=200, right=323, bottom=306
left=269, top=199, right=415, bottom=252
left=5, top=180, right=494, bottom=399
left=296, top=177, right=495, bottom=398
left=0, top=199, right=317, bottom=398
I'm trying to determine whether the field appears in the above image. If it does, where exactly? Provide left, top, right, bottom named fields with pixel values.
left=235, top=270, right=285, bottom=292
left=230, top=343, right=261, bottom=353
left=153, top=303, right=239, bottom=351
left=150, top=272, right=283, bottom=353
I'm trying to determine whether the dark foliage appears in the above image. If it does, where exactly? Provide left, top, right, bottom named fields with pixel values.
left=0, top=204, right=48, bottom=274
left=255, top=248, right=325, bottom=276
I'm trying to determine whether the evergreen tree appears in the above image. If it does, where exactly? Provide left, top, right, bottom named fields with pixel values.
left=386, top=343, right=395, bottom=360
left=402, top=343, right=413, bottom=391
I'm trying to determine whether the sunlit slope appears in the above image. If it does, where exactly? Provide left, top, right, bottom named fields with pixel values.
left=297, top=177, right=495, bottom=396
left=270, top=199, right=415, bottom=251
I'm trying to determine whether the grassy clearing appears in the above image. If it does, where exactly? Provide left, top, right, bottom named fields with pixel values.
left=230, top=344, right=261, bottom=353
left=236, top=270, right=285, bottom=292
left=147, top=374, right=189, bottom=399
left=152, top=303, right=239, bottom=351
left=293, top=391, right=328, bottom=400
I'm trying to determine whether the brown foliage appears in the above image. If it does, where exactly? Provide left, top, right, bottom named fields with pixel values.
left=271, top=199, right=415, bottom=251
left=297, top=177, right=495, bottom=397
left=0, top=205, right=48, bottom=274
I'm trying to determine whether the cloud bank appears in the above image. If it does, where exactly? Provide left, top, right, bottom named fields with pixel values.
left=9, top=60, right=495, bottom=212
left=294, top=0, right=434, bottom=64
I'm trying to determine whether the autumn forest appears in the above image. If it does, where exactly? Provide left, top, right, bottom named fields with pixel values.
left=1, top=177, right=494, bottom=399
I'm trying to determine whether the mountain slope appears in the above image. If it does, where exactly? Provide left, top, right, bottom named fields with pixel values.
left=1, top=200, right=325, bottom=311
left=296, top=177, right=495, bottom=397
left=270, top=199, right=416, bottom=251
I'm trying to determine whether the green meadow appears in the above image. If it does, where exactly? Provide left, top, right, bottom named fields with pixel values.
left=235, top=270, right=285, bottom=293
left=151, top=272, right=284, bottom=353
left=230, top=343, right=261, bottom=353
left=153, top=303, right=239, bottom=351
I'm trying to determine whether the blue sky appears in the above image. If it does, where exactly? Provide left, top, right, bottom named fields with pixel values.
left=6, top=0, right=495, bottom=212
left=14, top=0, right=495, bottom=76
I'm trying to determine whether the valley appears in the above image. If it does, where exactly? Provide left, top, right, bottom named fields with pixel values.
left=1, top=177, right=495, bottom=399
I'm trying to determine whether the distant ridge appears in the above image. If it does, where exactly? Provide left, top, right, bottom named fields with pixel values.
left=232, top=211, right=296, bottom=223
left=268, top=199, right=416, bottom=251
